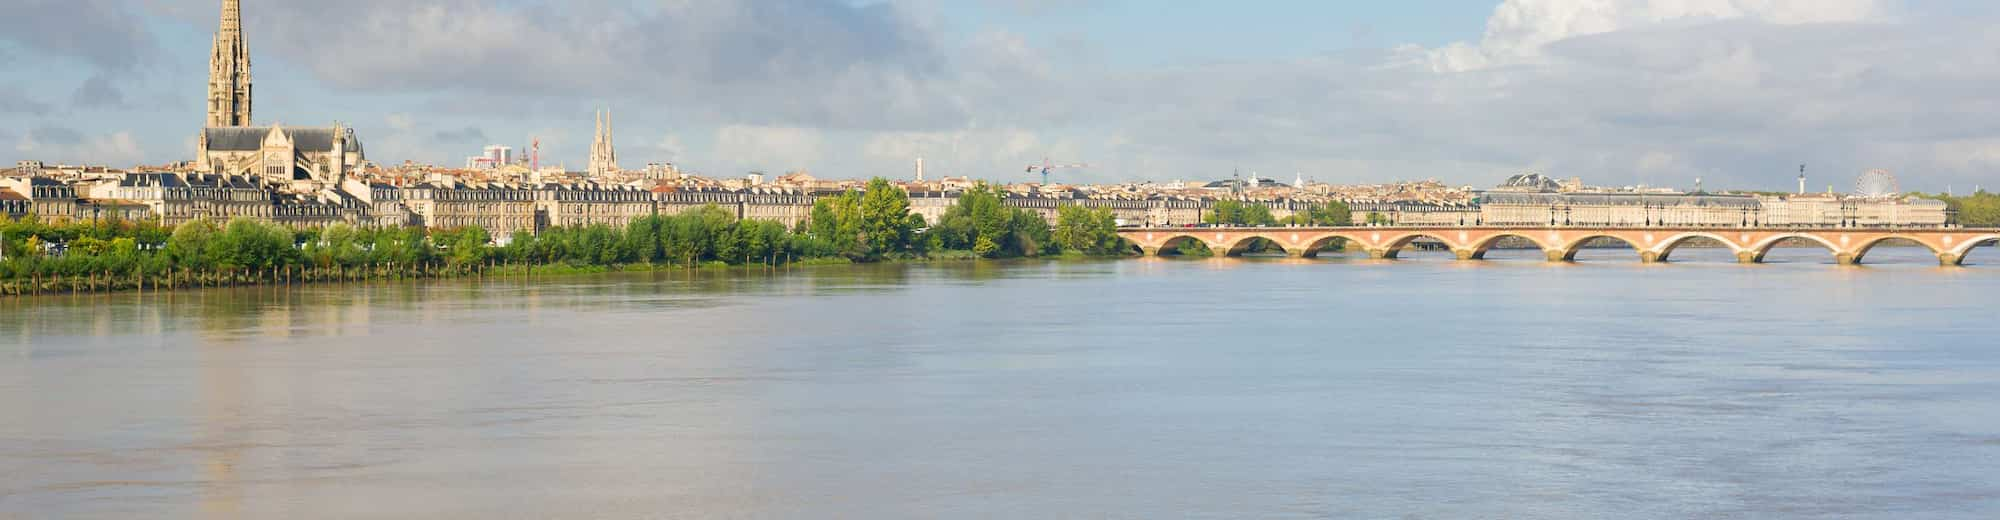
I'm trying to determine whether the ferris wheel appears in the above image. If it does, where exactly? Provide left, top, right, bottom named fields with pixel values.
left=1854, top=169, right=1900, bottom=199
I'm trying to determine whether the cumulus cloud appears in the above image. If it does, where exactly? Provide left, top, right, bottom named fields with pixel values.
left=1023, top=0, right=2000, bottom=190
left=713, top=125, right=824, bottom=173
left=18, top=0, right=2000, bottom=191
left=13, top=126, right=145, bottom=165
left=862, top=128, right=1068, bottom=180
left=1423, top=0, right=1885, bottom=72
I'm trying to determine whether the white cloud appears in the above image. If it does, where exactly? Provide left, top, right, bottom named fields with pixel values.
left=14, top=127, right=146, bottom=165
left=712, top=125, right=824, bottom=173
left=1425, top=0, right=1885, bottom=72
left=1929, top=138, right=2000, bottom=172
left=862, top=128, right=1048, bottom=176
left=24, top=0, right=2000, bottom=193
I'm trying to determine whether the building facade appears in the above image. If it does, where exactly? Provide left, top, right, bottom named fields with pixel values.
left=402, top=183, right=540, bottom=237
left=538, top=185, right=654, bottom=228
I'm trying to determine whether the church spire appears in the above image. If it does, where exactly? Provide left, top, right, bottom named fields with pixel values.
left=589, top=108, right=619, bottom=178
left=206, top=0, right=252, bottom=127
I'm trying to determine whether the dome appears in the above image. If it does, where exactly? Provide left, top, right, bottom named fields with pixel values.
left=1498, top=172, right=1561, bottom=192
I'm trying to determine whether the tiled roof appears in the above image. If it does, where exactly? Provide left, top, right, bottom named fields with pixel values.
left=204, top=126, right=363, bottom=156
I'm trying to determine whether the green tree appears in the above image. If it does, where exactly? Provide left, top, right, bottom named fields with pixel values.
left=1960, top=192, right=2000, bottom=227
left=165, top=218, right=222, bottom=269
left=809, top=191, right=866, bottom=259
left=1054, top=204, right=1125, bottom=255
left=448, top=226, right=493, bottom=267
left=214, top=217, right=296, bottom=270
left=858, top=178, right=914, bottom=257
left=1169, top=238, right=1213, bottom=257
left=1205, top=200, right=1278, bottom=226
left=70, top=236, right=112, bottom=256
left=107, top=237, right=138, bottom=258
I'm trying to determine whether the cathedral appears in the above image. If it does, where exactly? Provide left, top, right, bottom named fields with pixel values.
left=193, top=0, right=366, bottom=191
left=588, top=109, right=620, bottom=178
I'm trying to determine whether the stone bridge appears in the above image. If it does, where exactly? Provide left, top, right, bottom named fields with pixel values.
left=1119, top=226, right=2000, bottom=266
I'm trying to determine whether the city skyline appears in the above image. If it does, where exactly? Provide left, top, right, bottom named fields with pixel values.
left=5, top=0, right=2000, bottom=191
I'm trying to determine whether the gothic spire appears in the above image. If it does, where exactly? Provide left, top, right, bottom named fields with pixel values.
left=206, top=0, right=252, bottom=127
left=220, top=0, right=241, bottom=35
left=589, top=108, right=619, bottom=177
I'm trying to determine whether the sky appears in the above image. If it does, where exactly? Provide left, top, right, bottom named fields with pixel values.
left=4, top=0, right=2000, bottom=193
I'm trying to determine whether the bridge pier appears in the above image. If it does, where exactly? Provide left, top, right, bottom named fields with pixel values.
left=1285, top=249, right=1310, bottom=259
left=1116, top=228, right=1996, bottom=268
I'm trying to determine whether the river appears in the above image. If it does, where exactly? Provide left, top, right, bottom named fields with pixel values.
left=4, top=246, right=1999, bottom=518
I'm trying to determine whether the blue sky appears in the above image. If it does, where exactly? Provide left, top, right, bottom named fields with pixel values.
left=4, top=0, right=2000, bottom=193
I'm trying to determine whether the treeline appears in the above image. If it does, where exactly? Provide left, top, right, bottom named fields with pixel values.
left=1203, top=200, right=1353, bottom=227
left=0, top=178, right=1136, bottom=294
left=1915, top=191, right=2000, bottom=227
left=801, top=180, right=1127, bottom=259
left=1179, top=200, right=1353, bottom=256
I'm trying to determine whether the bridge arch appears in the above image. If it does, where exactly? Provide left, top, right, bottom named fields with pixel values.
left=1377, top=232, right=1465, bottom=259
left=1850, top=236, right=1943, bottom=265
left=1152, top=234, right=1218, bottom=257
left=1744, top=233, right=1844, bottom=264
left=1653, top=232, right=1742, bottom=263
left=1947, top=235, right=2000, bottom=266
left=1217, top=233, right=1293, bottom=257
left=1554, top=234, right=1647, bottom=262
left=1298, top=232, right=1369, bottom=258
left=1467, top=233, right=1556, bottom=261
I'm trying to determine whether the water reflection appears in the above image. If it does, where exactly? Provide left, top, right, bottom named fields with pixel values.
left=3, top=255, right=1998, bottom=518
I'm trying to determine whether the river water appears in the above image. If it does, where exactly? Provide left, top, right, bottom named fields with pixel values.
left=4, top=246, right=1999, bottom=518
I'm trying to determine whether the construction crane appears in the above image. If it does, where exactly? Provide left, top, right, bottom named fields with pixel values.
left=1026, top=158, right=1090, bottom=186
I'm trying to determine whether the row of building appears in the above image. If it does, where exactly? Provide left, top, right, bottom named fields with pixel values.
left=1359, top=173, right=1949, bottom=228
left=0, top=168, right=1956, bottom=236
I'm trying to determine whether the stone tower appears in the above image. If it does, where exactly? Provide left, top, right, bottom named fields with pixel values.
left=588, top=109, right=619, bottom=177
left=206, top=0, right=252, bottom=127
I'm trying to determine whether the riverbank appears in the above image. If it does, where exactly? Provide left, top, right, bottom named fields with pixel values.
left=0, top=252, right=1096, bottom=298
